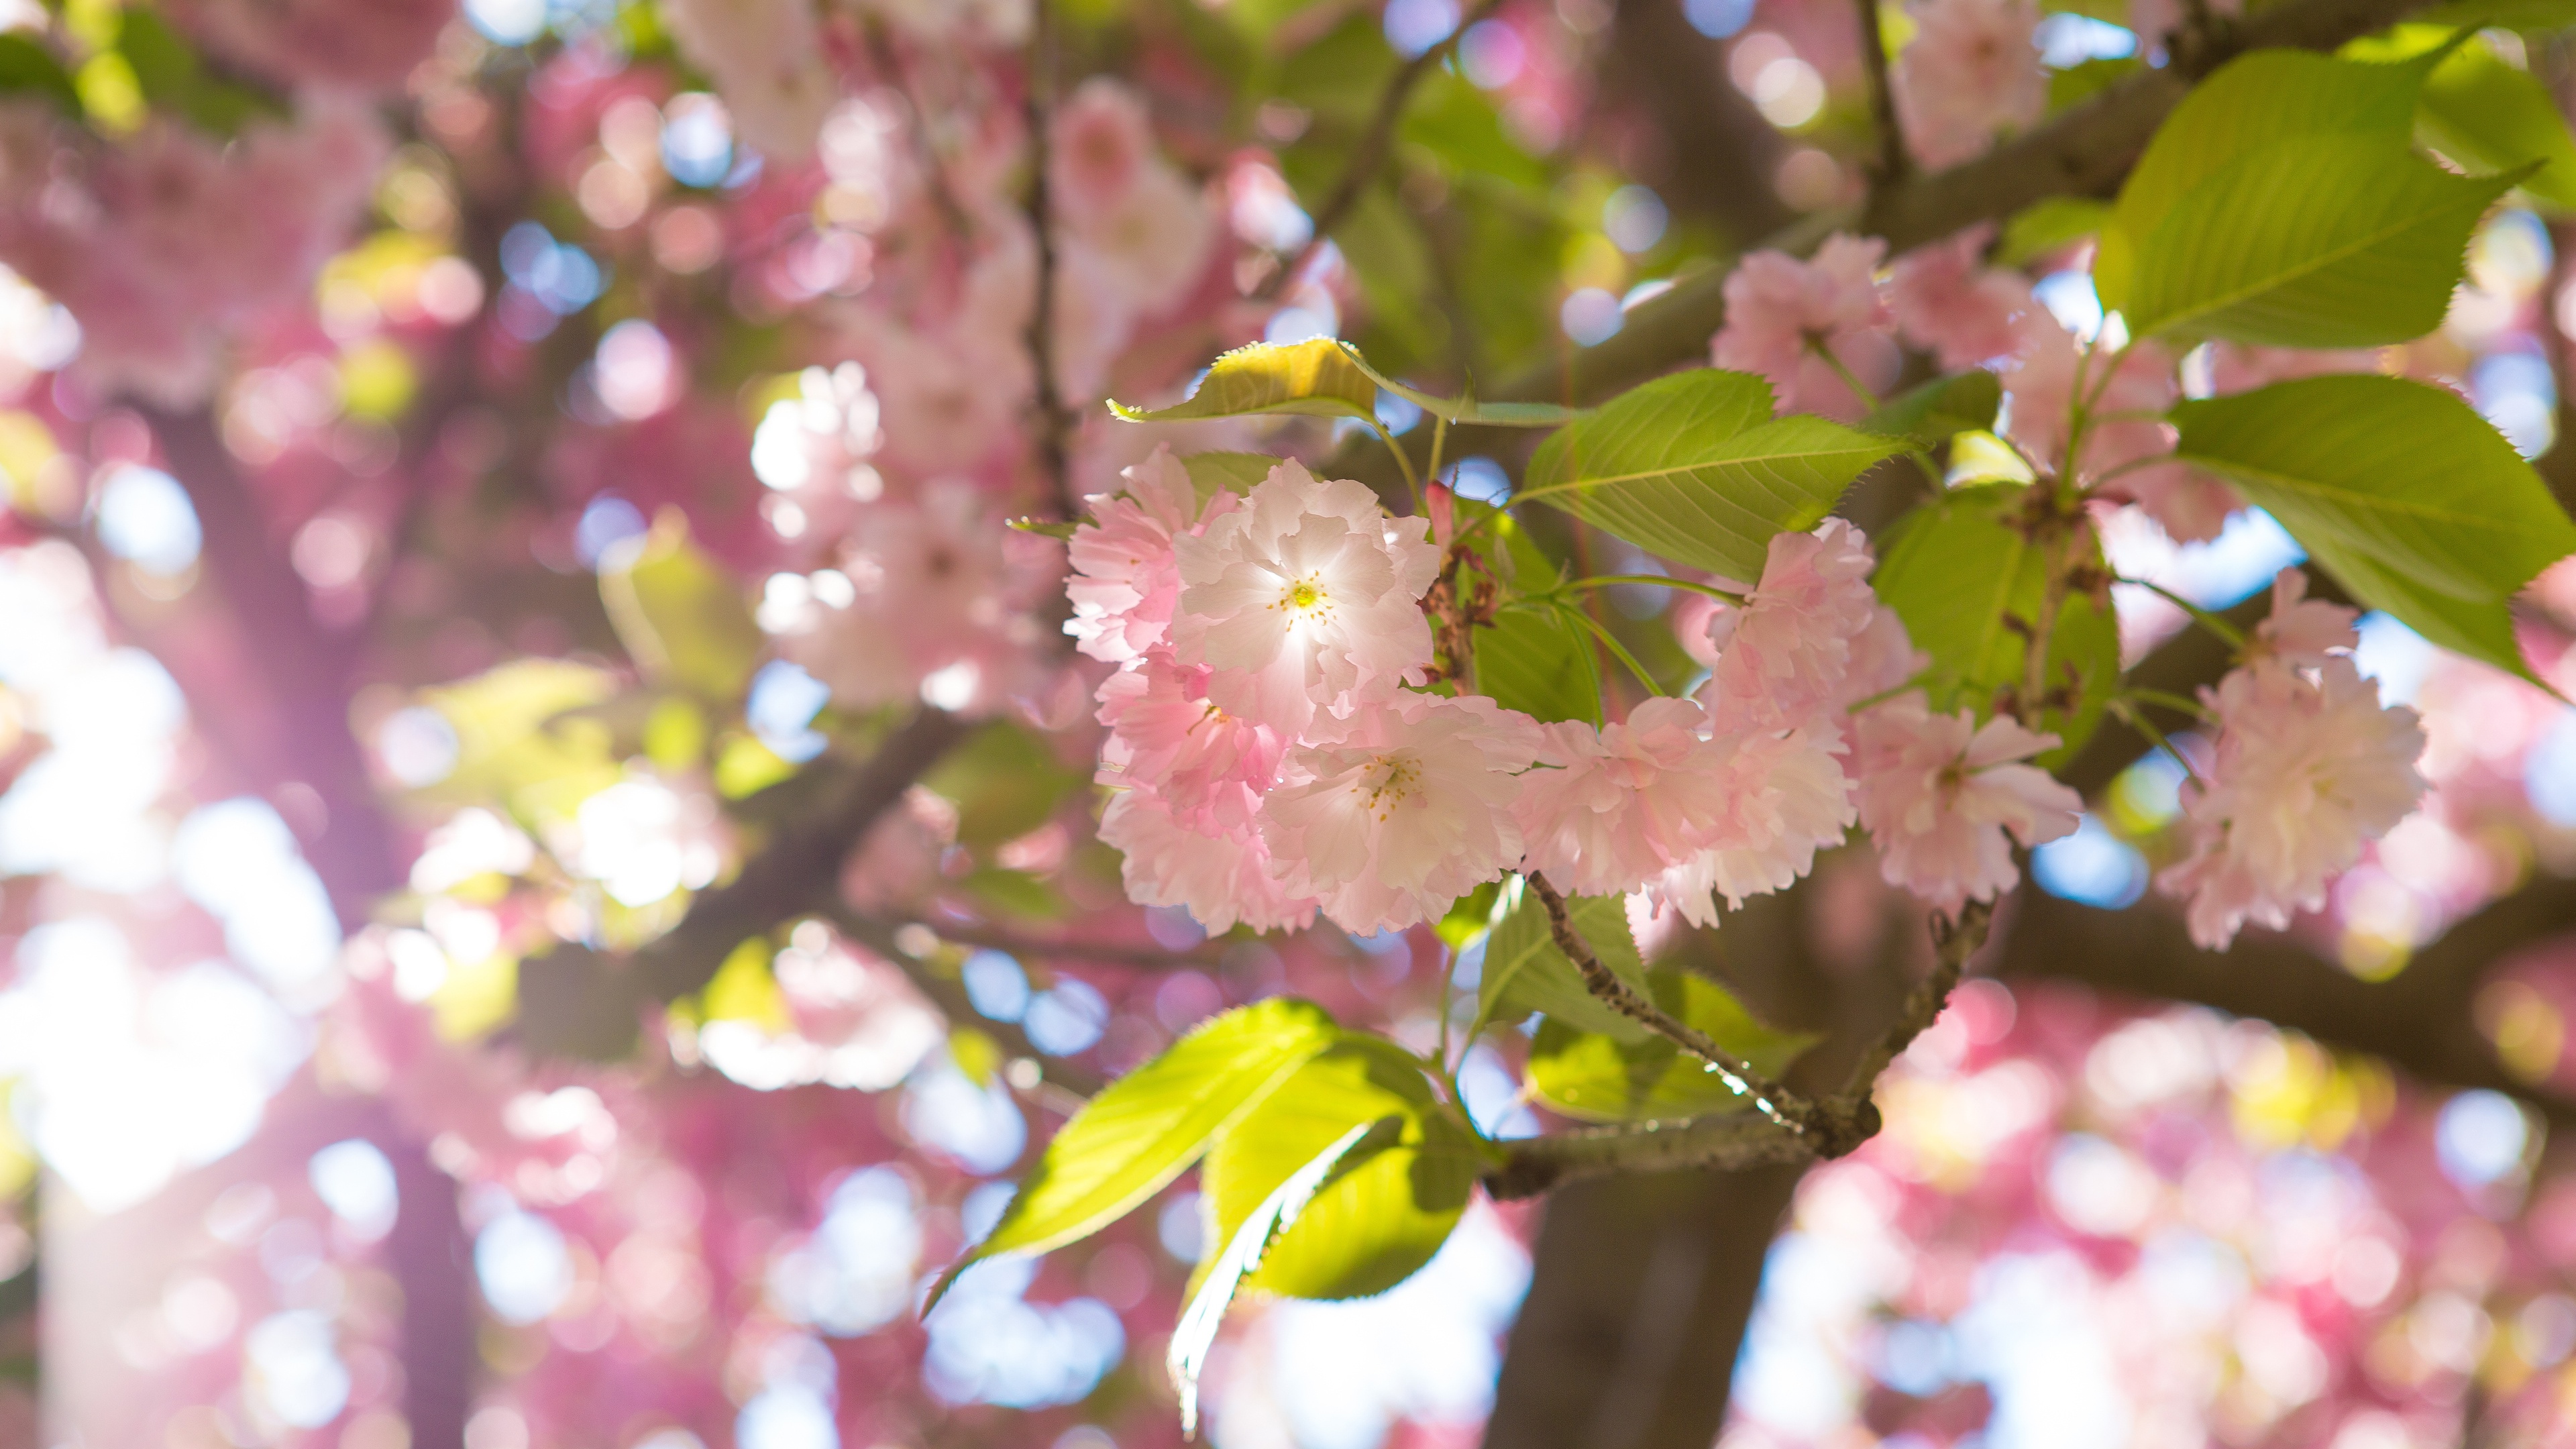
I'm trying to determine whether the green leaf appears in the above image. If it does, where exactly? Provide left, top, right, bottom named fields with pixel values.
left=2411, top=0, right=2576, bottom=30
left=598, top=510, right=765, bottom=701
left=1872, top=485, right=2121, bottom=757
left=2414, top=36, right=2576, bottom=213
left=2048, top=55, right=2137, bottom=111
left=0, top=36, right=79, bottom=117
left=1110, top=337, right=1377, bottom=425
left=1472, top=513, right=1599, bottom=724
left=2097, top=49, right=2430, bottom=311
left=961, top=867, right=1068, bottom=921
left=1201, top=1037, right=1484, bottom=1301
left=1170, top=1118, right=1382, bottom=1438
left=1180, top=450, right=1279, bottom=504
left=932, top=998, right=1342, bottom=1306
left=1335, top=343, right=1583, bottom=429
left=413, top=660, right=623, bottom=822
left=2169, top=374, right=2576, bottom=679
left=1475, top=881, right=1652, bottom=1041
left=922, top=722, right=1085, bottom=849
left=1864, top=372, right=2002, bottom=449
left=2125, top=133, right=2521, bottom=346
left=1435, top=881, right=1505, bottom=951
left=1529, top=970, right=1818, bottom=1121
left=1521, top=370, right=1904, bottom=582
left=1999, top=196, right=2111, bottom=267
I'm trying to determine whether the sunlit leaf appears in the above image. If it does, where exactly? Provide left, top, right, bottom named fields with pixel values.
left=598, top=510, right=765, bottom=702
left=1476, top=880, right=1652, bottom=1041
left=1109, top=337, right=1377, bottom=425
left=922, top=721, right=1085, bottom=849
left=929, top=998, right=1342, bottom=1306
left=1521, top=370, right=1903, bottom=582
left=2170, top=374, right=2576, bottom=680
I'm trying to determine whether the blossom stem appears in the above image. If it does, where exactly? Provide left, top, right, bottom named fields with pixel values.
left=1809, top=337, right=1883, bottom=413
left=2114, top=574, right=2248, bottom=649
left=1371, top=419, right=1425, bottom=510
left=2123, top=686, right=2216, bottom=724
left=2109, top=697, right=2208, bottom=787
left=1556, top=574, right=1747, bottom=604
left=1554, top=602, right=1665, bottom=697
left=1852, top=0, right=1910, bottom=188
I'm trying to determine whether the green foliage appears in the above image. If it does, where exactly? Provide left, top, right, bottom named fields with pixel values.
left=931, top=998, right=1343, bottom=1303
left=1180, top=450, right=1281, bottom=504
left=1336, top=343, right=1582, bottom=428
left=2412, top=0, right=2576, bottom=28
left=1470, top=510, right=1600, bottom=724
left=598, top=511, right=765, bottom=702
left=1476, top=882, right=1653, bottom=1040
left=1110, top=337, right=1377, bottom=425
left=2096, top=49, right=2428, bottom=313
left=1872, top=485, right=2122, bottom=755
left=2048, top=56, right=2138, bottom=111
left=1200, top=1037, right=1485, bottom=1300
left=0, top=36, right=78, bottom=117
left=922, top=722, right=1084, bottom=849
left=114, top=7, right=283, bottom=134
left=1864, top=372, right=2003, bottom=450
left=2169, top=374, right=2576, bottom=678
left=1999, top=197, right=2111, bottom=266
left=2410, top=34, right=2576, bottom=213
left=2123, top=133, right=2522, bottom=346
left=413, top=661, right=622, bottom=823
left=1521, top=370, right=1903, bottom=582
left=1528, top=971, right=1817, bottom=1120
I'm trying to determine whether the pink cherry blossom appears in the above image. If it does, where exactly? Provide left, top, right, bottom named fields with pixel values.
left=2250, top=568, right=2359, bottom=669
left=1514, top=698, right=1748, bottom=897
left=1891, top=0, right=2047, bottom=168
left=1711, top=234, right=1898, bottom=421
left=1259, top=692, right=1545, bottom=933
left=1700, top=519, right=1906, bottom=735
left=1093, top=655, right=1285, bottom=831
left=2159, top=657, right=2426, bottom=948
left=1170, top=460, right=1440, bottom=736
left=162, top=0, right=453, bottom=91
left=1098, top=788, right=1320, bottom=935
left=1650, top=724, right=1858, bottom=926
left=1051, top=79, right=1155, bottom=229
left=1065, top=445, right=1237, bottom=666
left=1888, top=226, right=2035, bottom=368
left=1852, top=696, right=2082, bottom=912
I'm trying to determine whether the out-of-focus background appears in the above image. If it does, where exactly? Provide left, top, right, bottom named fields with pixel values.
left=7, top=0, right=2576, bottom=1446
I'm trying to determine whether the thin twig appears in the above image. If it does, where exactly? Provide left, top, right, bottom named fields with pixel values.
left=1524, top=873, right=1810, bottom=1137
left=1853, top=0, right=1909, bottom=186
left=1485, top=900, right=1994, bottom=1199
left=1022, top=0, right=1079, bottom=517
left=1260, top=0, right=1505, bottom=301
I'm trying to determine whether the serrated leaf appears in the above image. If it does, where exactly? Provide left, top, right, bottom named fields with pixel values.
left=930, top=998, right=1342, bottom=1308
left=1200, top=1037, right=1483, bottom=1303
left=1110, top=337, right=1377, bottom=425
left=2098, top=50, right=2431, bottom=311
left=1475, top=881, right=1652, bottom=1041
left=2413, top=35, right=2576, bottom=213
left=0, top=36, right=79, bottom=117
left=1335, top=342, right=1582, bottom=429
left=1529, top=969, right=1819, bottom=1121
left=598, top=509, right=764, bottom=701
left=1521, top=370, right=1904, bottom=582
left=2169, top=374, right=2576, bottom=680
left=1872, top=485, right=2121, bottom=757
left=2127, top=134, right=2520, bottom=346
left=1864, top=372, right=2002, bottom=449
left=1170, top=1118, right=1381, bottom=1438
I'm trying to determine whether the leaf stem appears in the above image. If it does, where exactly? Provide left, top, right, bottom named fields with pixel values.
left=1556, top=602, right=1665, bottom=697
left=1557, top=573, right=1746, bottom=604
left=2114, top=574, right=2247, bottom=649
left=1372, top=419, right=1424, bottom=510
left=2110, top=696, right=2208, bottom=788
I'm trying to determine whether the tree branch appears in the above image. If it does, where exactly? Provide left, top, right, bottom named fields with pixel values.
left=1022, top=0, right=1078, bottom=517
left=1263, top=0, right=1505, bottom=301
left=1854, top=0, right=1909, bottom=187
left=1488, top=898, right=1992, bottom=1198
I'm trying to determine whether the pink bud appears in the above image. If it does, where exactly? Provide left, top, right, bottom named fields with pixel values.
left=1426, top=482, right=1455, bottom=545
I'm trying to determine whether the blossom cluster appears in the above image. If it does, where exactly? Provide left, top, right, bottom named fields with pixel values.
left=1716, top=227, right=2242, bottom=541
left=1069, top=447, right=2091, bottom=935
left=2160, top=571, right=2429, bottom=947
